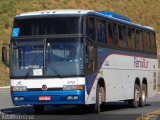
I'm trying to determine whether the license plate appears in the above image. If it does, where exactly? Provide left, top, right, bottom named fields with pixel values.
left=39, top=96, right=51, bottom=101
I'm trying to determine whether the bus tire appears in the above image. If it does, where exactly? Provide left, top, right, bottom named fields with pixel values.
left=139, top=84, right=147, bottom=107
left=34, top=105, right=45, bottom=114
left=93, top=84, right=102, bottom=113
left=128, top=84, right=140, bottom=108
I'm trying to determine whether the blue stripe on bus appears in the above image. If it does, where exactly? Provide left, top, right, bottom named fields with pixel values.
left=86, top=47, right=157, bottom=94
left=11, top=89, right=85, bottom=105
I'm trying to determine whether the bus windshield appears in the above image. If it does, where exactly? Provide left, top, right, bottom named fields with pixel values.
left=13, top=17, right=82, bottom=37
left=45, top=38, right=84, bottom=77
left=11, top=38, right=84, bottom=78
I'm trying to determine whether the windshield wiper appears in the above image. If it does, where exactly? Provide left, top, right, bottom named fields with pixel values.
left=45, top=62, right=63, bottom=78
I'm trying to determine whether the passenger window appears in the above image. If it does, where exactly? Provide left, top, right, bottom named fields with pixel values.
left=96, top=19, right=107, bottom=44
left=118, top=25, right=127, bottom=48
left=107, top=22, right=113, bottom=45
left=113, top=23, right=118, bottom=46
left=85, top=41, right=97, bottom=75
left=136, top=30, right=143, bottom=50
left=86, top=17, right=95, bottom=41
left=143, top=31, right=150, bottom=51
left=150, top=33, right=156, bottom=53
left=127, top=28, right=135, bottom=49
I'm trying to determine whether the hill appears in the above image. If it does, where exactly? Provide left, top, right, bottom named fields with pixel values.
left=0, top=0, right=160, bottom=86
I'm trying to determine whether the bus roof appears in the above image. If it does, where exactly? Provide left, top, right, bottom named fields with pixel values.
left=16, top=9, right=154, bottom=31
left=16, top=9, right=93, bottom=16
left=89, top=11, right=154, bottom=31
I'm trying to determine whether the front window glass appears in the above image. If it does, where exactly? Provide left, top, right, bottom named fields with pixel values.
left=13, top=17, right=82, bottom=37
left=45, top=38, right=84, bottom=77
left=11, top=38, right=84, bottom=77
left=11, top=39, right=44, bottom=77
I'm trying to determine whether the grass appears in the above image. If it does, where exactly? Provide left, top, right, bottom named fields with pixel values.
left=0, top=62, right=9, bottom=87
left=0, top=0, right=160, bottom=86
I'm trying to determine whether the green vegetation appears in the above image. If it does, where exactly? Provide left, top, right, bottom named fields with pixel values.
left=0, top=0, right=160, bottom=86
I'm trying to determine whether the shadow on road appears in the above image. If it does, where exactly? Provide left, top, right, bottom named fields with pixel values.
left=1, top=102, right=151, bottom=115
left=1, top=106, right=34, bottom=115
left=101, top=102, right=151, bottom=112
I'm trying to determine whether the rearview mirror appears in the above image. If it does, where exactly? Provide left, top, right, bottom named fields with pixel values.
left=2, top=46, right=7, bottom=64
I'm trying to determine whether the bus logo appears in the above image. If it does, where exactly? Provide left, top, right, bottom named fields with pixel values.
left=134, top=57, right=149, bottom=68
left=42, top=85, right=48, bottom=91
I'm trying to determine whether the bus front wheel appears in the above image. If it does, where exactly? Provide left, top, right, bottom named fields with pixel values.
left=93, top=84, right=103, bottom=113
left=34, top=105, right=45, bottom=114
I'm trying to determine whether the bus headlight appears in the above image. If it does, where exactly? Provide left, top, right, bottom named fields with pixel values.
left=11, top=86, right=27, bottom=91
left=63, top=85, right=83, bottom=90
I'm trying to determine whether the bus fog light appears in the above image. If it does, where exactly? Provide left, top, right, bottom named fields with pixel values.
left=14, top=96, right=24, bottom=101
left=67, top=96, right=72, bottom=100
left=14, top=97, right=19, bottom=101
left=19, top=97, right=24, bottom=101
left=67, top=96, right=79, bottom=100
left=73, top=96, right=78, bottom=100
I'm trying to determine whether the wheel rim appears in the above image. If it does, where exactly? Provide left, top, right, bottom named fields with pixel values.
left=99, top=88, right=102, bottom=104
left=141, top=89, right=146, bottom=103
left=135, top=89, right=140, bottom=102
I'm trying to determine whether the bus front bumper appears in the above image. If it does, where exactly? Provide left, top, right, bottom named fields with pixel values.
left=11, top=90, right=85, bottom=106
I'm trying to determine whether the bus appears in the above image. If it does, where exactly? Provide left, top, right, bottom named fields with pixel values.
left=7, top=10, right=158, bottom=113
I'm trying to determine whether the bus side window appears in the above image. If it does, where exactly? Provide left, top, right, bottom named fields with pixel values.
left=101, top=20, right=107, bottom=44
left=86, top=17, right=95, bottom=41
left=85, top=41, right=97, bottom=75
left=106, top=23, right=108, bottom=44
left=135, top=30, right=143, bottom=51
left=127, top=27, right=135, bottom=49
left=113, top=23, right=118, bottom=46
left=96, top=19, right=101, bottom=43
left=143, top=31, right=150, bottom=52
left=107, top=22, right=113, bottom=45
left=118, top=25, right=123, bottom=47
left=96, top=19, right=107, bottom=44
left=150, top=33, right=156, bottom=53
left=118, top=25, right=127, bottom=48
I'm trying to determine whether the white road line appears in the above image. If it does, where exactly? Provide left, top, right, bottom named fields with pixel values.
left=0, top=86, right=10, bottom=89
left=0, top=90, right=9, bottom=93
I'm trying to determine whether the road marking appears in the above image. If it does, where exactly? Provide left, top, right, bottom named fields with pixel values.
left=0, top=88, right=10, bottom=92
left=0, top=90, right=9, bottom=92
left=136, top=109, right=160, bottom=120
left=0, top=86, right=10, bottom=89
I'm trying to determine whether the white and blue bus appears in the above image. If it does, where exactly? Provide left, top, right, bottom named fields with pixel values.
left=9, top=10, right=158, bottom=113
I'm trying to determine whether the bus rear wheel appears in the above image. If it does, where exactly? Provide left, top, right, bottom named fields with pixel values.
left=128, top=84, right=140, bottom=108
left=139, top=84, right=147, bottom=107
left=34, top=105, right=45, bottom=114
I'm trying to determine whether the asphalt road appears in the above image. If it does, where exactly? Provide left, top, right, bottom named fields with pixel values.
left=0, top=88, right=160, bottom=120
